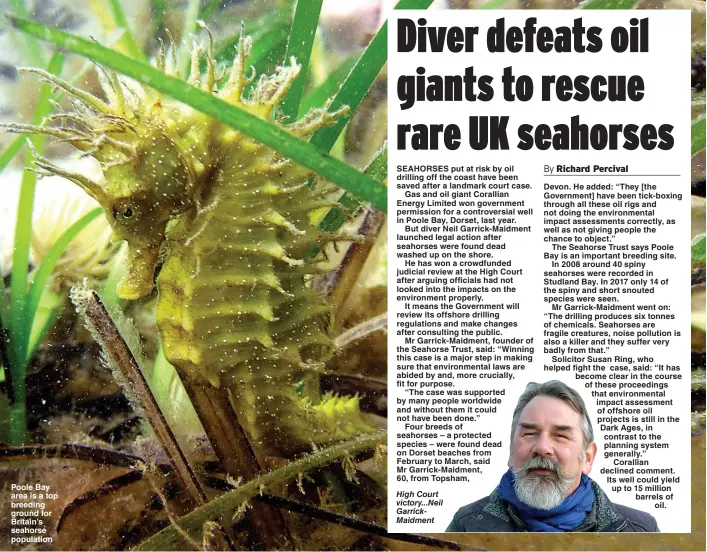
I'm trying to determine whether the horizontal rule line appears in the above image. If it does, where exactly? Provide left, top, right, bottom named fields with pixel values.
left=543, top=174, right=681, bottom=177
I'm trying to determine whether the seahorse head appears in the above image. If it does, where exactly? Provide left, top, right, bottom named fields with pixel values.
left=0, top=56, right=204, bottom=300
left=103, top=129, right=195, bottom=299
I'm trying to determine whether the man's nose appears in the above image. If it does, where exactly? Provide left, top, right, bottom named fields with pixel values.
left=532, top=433, right=554, bottom=456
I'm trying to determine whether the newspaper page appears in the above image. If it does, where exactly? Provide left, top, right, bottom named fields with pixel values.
left=388, top=9, right=692, bottom=534
left=0, top=2, right=702, bottom=551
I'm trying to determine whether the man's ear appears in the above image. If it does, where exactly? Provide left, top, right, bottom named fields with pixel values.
left=582, top=442, right=597, bottom=474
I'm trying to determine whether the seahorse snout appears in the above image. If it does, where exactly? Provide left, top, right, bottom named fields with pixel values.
left=117, top=243, right=161, bottom=300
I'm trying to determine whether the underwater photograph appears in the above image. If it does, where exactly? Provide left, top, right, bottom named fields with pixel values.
left=0, top=0, right=704, bottom=550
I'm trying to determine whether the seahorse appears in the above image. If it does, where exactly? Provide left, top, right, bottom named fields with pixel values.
left=8, top=32, right=375, bottom=456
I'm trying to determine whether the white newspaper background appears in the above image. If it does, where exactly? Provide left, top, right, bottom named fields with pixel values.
left=388, top=10, right=691, bottom=534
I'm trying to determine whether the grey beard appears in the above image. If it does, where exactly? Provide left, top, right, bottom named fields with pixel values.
left=512, top=456, right=576, bottom=510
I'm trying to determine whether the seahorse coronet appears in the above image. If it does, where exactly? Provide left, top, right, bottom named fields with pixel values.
left=11, top=30, right=377, bottom=456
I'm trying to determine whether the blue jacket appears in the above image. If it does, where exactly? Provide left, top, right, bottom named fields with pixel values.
left=446, top=480, right=659, bottom=532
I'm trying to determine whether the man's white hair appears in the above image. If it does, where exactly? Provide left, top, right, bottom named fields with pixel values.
left=510, top=380, right=594, bottom=450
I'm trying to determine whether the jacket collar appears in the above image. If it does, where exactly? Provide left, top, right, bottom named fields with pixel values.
left=485, top=478, right=628, bottom=532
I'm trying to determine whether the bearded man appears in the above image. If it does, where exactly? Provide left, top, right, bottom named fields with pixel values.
left=446, top=380, right=659, bottom=532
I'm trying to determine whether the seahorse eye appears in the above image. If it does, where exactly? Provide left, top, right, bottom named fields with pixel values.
left=111, top=202, right=140, bottom=224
